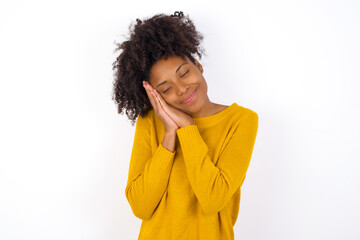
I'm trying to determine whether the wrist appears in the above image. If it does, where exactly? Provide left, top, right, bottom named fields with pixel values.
left=180, top=121, right=195, bottom=128
left=165, top=130, right=177, bottom=136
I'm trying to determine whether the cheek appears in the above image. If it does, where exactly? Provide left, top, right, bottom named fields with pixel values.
left=164, top=94, right=178, bottom=105
left=159, top=93, right=170, bottom=102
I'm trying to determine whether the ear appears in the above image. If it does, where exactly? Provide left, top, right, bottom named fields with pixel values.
left=194, top=58, right=203, bottom=73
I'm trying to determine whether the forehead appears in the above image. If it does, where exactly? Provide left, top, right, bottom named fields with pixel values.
left=150, top=55, right=189, bottom=78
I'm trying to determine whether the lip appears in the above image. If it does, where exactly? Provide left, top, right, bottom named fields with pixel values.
left=182, top=88, right=197, bottom=104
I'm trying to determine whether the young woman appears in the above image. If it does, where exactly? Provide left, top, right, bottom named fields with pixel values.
left=112, top=11, right=259, bottom=240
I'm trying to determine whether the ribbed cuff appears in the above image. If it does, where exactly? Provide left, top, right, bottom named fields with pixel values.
left=152, top=142, right=176, bottom=170
left=176, top=125, right=208, bottom=154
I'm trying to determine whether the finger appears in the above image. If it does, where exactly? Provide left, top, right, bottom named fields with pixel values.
left=151, top=89, right=162, bottom=111
left=144, top=82, right=179, bottom=128
left=153, top=90, right=168, bottom=114
left=151, top=89, right=170, bottom=112
left=153, top=90, right=180, bottom=128
left=144, top=80, right=154, bottom=90
left=143, top=82, right=158, bottom=110
left=144, top=82, right=163, bottom=113
left=143, top=81, right=155, bottom=96
left=152, top=90, right=174, bottom=117
left=148, top=88, right=161, bottom=113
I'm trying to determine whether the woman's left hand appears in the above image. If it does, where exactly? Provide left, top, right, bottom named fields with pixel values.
left=144, top=82, right=194, bottom=128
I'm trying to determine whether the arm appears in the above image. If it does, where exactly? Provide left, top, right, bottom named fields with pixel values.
left=176, top=111, right=259, bottom=215
left=125, top=114, right=176, bottom=220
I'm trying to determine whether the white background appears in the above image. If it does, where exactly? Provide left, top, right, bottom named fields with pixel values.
left=0, top=0, right=359, bottom=239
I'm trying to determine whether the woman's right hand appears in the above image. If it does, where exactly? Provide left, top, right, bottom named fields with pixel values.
left=143, top=81, right=180, bottom=133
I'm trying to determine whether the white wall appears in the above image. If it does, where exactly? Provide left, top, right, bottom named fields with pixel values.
left=0, top=0, right=359, bottom=239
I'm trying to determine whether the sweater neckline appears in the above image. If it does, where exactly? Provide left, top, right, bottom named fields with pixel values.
left=191, top=102, right=238, bottom=126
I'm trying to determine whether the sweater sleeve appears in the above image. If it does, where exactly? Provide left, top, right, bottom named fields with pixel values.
left=176, top=111, right=259, bottom=215
left=125, top=114, right=176, bottom=220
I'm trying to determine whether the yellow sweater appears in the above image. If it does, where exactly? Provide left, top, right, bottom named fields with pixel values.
left=125, top=102, right=259, bottom=240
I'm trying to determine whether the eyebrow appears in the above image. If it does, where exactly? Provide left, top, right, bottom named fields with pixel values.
left=155, top=63, right=188, bottom=88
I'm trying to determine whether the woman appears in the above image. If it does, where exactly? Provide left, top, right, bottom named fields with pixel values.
left=112, top=11, right=259, bottom=240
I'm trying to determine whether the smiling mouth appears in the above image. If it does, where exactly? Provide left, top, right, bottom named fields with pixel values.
left=182, top=87, right=197, bottom=104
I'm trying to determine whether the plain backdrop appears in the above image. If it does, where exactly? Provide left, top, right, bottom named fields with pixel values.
left=0, top=0, right=359, bottom=239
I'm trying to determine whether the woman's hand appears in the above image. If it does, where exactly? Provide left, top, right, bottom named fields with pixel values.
left=143, top=81, right=180, bottom=133
left=143, top=81, right=194, bottom=132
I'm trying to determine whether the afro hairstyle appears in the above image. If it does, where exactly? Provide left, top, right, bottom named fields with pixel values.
left=112, top=11, right=206, bottom=126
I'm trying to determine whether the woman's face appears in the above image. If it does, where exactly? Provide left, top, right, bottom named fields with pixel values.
left=148, top=55, right=209, bottom=116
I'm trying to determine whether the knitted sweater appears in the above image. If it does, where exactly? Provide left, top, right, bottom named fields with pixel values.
left=125, top=102, right=259, bottom=240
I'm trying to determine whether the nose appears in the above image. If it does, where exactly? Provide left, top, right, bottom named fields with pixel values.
left=176, top=84, right=190, bottom=96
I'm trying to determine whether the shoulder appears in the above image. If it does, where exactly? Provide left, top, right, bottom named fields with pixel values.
left=216, top=104, right=229, bottom=112
left=137, top=108, right=157, bottom=127
left=244, top=107, right=258, bottom=121
left=137, top=109, right=152, bottom=125
left=232, top=104, right=259, bottom=126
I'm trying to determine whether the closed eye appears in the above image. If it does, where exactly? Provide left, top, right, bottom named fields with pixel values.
left=163, top=70, right=189, bottom=93
left=181, top=70, right=189, bottom=77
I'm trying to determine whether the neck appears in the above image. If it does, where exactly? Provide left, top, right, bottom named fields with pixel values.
left=190, top=100, right=217, bottom=118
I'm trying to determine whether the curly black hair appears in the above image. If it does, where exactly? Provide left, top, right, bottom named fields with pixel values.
left=112, top=11, right=206, bottom=126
